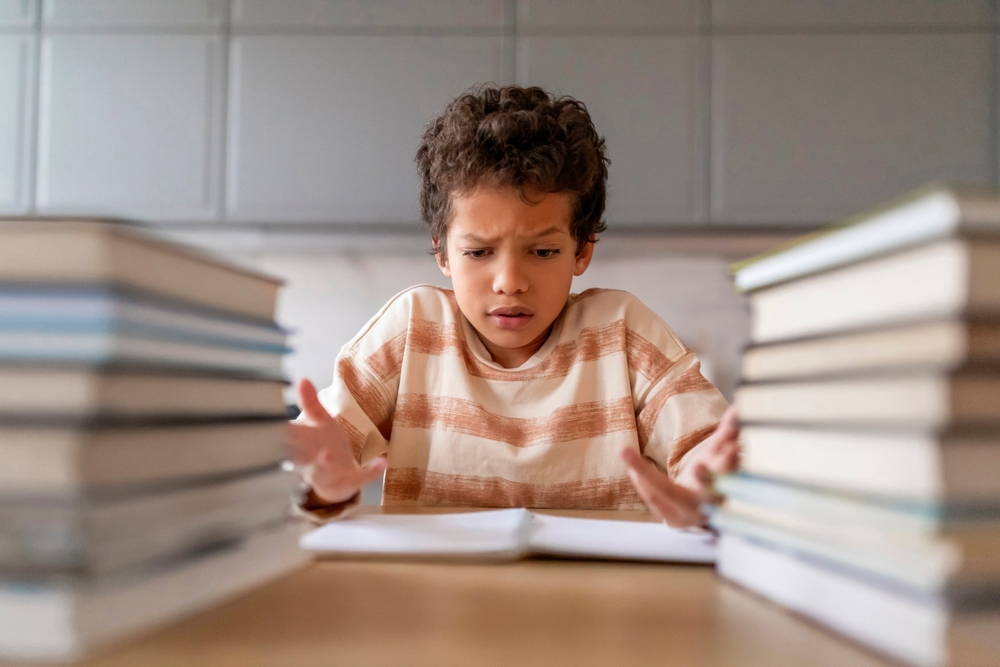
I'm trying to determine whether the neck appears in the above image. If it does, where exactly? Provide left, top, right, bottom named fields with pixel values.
left=477, top=326, right=552, bottom=369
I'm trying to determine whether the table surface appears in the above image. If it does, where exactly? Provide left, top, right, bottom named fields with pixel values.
left=9, top=509, right=898, bottom=667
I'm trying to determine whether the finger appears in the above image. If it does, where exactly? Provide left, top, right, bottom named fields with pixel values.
left=693, top=463, right=724, bottom=504
left=703, top=405, right=739, bottom=451
left=297, top=379, right=332, bottom=424
left=357, top=457, right=388, bottom=486
left=626, top=467, right=676, bottom=522
left=622, top=449, right=701, bottom=504
left=622, top=449, right=706, bottom=526
left=702, top=414, right=742, bottom=471
left=621, top=447, right=657, bottom=475
left=628, top=469, right=704, bottom=527
left=718, top=404, right=739, bottom=437
left=622, top=448, right=681, bottom=497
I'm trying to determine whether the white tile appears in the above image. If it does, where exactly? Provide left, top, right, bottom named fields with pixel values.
left=712, top=0, right=994, bottom=29
left=253, top=252, right=450, bottom=392
left=42, top=0, right=225, bottom=29
left=226, top=35, right=505, bottom=224
left=516, top=0, right=700, bottom=31
left=518, top=36, right=707, bottom=224
left=36, top=35, right=224, bottom=220
left=0, top=0, right=38, bottom=27
left=0, top=35, right=34, bottom=213
left=711, top=34, right=994, bottom=224
left=232, top=0, right=505, bottom=29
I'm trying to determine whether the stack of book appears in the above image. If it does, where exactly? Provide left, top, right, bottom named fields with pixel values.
left=712, top=185, right=1000, bottom=667
left=0, top=218, right=306, bottom=660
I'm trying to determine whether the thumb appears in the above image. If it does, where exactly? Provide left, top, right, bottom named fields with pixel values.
left=714, top=404, right=739, bottom=443
left=297, top=379, right=332, bottom=423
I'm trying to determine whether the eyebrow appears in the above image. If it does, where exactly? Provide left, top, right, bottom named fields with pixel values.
left=527, top=226, right=566, bottom=240
left=458, top=227, right=566, bottom=244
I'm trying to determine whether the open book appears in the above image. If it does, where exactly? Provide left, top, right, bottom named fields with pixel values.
left=300, top=509, right=717, bottom=563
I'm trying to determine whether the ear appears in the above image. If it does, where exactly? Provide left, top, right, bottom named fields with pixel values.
left=573, top=235, right=596, bottom=276
left=433, top=237, right=451, bottom=278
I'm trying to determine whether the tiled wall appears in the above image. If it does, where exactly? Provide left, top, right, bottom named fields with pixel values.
left=1, top=0, right=995, bottom=226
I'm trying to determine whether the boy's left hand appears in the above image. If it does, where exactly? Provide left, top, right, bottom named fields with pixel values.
left=621, top=405, right=740, bottom=528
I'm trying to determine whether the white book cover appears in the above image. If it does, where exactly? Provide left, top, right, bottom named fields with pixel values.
left=732, top=185, right=1000, bottom=293
left=717, top=533, right=1000, bottom=667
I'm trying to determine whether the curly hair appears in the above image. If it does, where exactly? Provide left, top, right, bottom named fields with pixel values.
left=415, top=84, right=609, bottom=256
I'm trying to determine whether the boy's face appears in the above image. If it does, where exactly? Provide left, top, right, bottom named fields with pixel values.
left=436, top=185, right=594, bottom=368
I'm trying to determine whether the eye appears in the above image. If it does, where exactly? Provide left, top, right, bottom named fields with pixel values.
left=534, top=248, right=560, bottom=258
left=462, top=249, right=489, bottom=259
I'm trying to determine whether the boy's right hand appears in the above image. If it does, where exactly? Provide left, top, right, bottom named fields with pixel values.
left=286, top=379, right=387, bottom=504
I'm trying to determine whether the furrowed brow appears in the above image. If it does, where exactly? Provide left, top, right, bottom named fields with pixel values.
left=527, top=226, right=567, bottom=240
left=458, top=233, right=495, bottom=244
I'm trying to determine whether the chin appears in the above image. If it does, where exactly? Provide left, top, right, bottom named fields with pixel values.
left=481, top=327, right=537, bottom=350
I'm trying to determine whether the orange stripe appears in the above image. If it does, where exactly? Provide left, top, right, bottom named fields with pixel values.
left=635, top=364, right=714, bottom=451
left=366, top=331, right=407, bottom=384
left=333, top=414, right=367, bottom=459
left=667, top=422, right=718, bottom=477
left=405, top=318, right=676, bottom=382
left=337, top=357, right=392, bottom=441
left=625, top=328, right=677, bottom=382
left=408, top=319, right=630, bottom=381
left=383, top=467, right=644, bottom=509
left=394, top=394, right=636, bottom=448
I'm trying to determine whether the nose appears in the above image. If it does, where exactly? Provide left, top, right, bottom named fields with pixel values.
left=492, top=255, right=529, bottom=295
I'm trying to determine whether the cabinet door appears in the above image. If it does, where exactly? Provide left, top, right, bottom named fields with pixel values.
left=712, top=0, right=994, bottom=29
left=232, top=0, right=505, bottom=29
left=36, top=35, right=224, bottom=220
left=0, top=35, right=35, bottom=213
left=517, top=0, right=700, bottom=30
left=0, top=0, right=38, bottom=27
left=711, top=34, right=994, bottom=224
left=42, top=0, right=224, bottom=29
left=518, top=36, right=708, bottom=225
left=227, top=36, right=505, bottom=223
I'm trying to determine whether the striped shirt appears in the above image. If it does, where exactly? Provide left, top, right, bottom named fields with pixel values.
left=311, top=284, right=728, bottom=514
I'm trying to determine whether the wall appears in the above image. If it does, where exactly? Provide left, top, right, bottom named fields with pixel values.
left=2, top=0, right=995, bottom=406
left=1, top=0, right=995, bottom=225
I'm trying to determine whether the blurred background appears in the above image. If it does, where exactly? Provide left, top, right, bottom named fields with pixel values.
left=1, top=0, right=996, bottom=402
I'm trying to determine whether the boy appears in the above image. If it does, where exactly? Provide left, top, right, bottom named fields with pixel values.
left=288, top=85, right=739, bottom=527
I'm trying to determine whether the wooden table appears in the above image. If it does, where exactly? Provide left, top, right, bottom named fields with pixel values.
left=12, top=510, right=898, bottom=667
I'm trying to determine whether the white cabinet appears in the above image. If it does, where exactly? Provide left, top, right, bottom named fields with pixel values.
left=0, top=0, right=37, bottom=27
left=517, top=0, right=700, bottom=31
left=713, top=0, right=994, bottom=29
left=41, top=0, right=224, bottom=29
left=36, top=35, right=224, bottom=220
left=711, top=34, right=994, bottom=224
left=518, top=36, right=707, bottom=225
left=0, top=35, right=35, bottom=213
left=232, top=0, right=505, bottom=29
left=227, top=35, right=505, bottom=223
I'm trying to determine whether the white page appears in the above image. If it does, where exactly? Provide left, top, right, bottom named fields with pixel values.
left=527, top=514, right=717, bottom=563
left=299, top=508, right=531, bottom=559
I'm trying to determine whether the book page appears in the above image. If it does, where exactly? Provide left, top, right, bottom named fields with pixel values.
left=299, top=508, right=531, bottom=559
left=527, top=514, right=717, bottom=563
